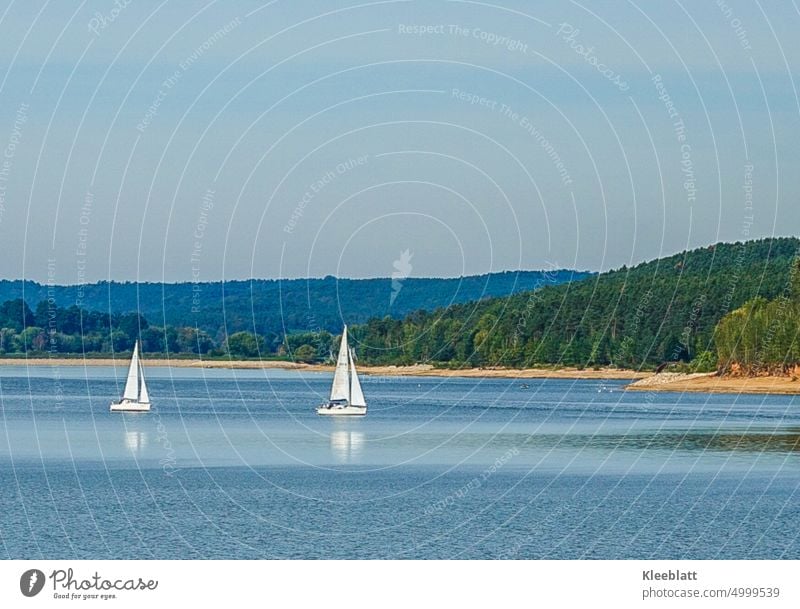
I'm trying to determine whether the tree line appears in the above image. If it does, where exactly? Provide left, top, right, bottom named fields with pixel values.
left=0, top=298, right=339, bottom=361
left=2, top=238, right=800, bottom=375
left=0, top=270, right=583, bottom=339
left=0, top=299, right=214, bottom=355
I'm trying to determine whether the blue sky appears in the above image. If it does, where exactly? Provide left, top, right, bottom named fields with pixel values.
left=0, top=0, right=798, bottom=283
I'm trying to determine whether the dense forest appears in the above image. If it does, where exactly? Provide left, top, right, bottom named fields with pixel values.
left=0, top=270, right=582, bottom=359
left=348, top=238, right=800, bottom=371
left=0, top=299, right=214, bottom=356
left=3, top=238, right=800, bottom=374
left=0, top=270, right=584, bottom=341
left=715, top=256, right=800, bottom=375
left=0, top=297, right=332, bottom=359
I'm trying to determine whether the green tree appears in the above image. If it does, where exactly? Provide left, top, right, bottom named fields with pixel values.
left=692, top=350, right=717, bottom=373
left=293, top=344, right=317, bottom=363
left=791, top=256, right=800, bottom=302
left=0, top=299, right=34, bottom=332
left=716, top=296, right=800, bottom=374
left=176, top=327, right=214, bottom=354
left=19, top=326, right=45, bottom=351
left=116, top=312, right=149, bottom=339
left=0, top=328, right=17, bottom=353
left=224, top=331, right=265, bottom=358
left=140, top=326, right=165, bottom=353
left=108, top=330, right=131, bottom=352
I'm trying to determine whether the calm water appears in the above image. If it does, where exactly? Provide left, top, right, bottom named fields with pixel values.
left=1, top=365, right=799, bottom=559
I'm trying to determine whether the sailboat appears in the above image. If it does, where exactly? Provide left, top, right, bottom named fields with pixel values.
left=316, top=326, right=367, bottom=416
left=110, top=340, right=151, bottom=412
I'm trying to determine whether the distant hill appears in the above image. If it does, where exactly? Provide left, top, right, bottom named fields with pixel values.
left=352, top=238, right=800, bottom=369
left=5, top=238, right=797, bottom=368
left=0, top=270, right=588, bottom=341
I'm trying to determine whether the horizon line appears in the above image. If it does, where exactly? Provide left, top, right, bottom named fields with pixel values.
left=1, top=235, right=795, bottom=286
left=0, top=267, right=592, bottom=288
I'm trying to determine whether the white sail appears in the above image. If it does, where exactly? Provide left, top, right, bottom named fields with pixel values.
left=349, top=348, right=366, bottom=407
left=138, top=355, right=149, bottom=403
left=122, top=342, right=140, bottom=400
left=329, top=327, right=350, bottom=401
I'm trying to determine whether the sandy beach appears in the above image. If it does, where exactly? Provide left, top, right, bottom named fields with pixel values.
left=626, top=372, right=800, bottom=395
left=0, top=357, right=647, bottom=380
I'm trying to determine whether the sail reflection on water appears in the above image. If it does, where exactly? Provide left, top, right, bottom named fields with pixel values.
left=330, top=430, right=365, bottom=462
left=124, top=430, right=147, bottom=453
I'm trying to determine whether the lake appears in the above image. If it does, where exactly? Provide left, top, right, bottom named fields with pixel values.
left=1, top=366, right=799, bottom=559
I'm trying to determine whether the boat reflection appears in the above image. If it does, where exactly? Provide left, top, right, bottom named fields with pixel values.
left=124, top=430, right=147, bottom=453
left=330, top=430, right=365, bottom=462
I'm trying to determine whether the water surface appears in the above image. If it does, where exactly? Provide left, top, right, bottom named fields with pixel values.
left=1, top=366, right=798, bottom=558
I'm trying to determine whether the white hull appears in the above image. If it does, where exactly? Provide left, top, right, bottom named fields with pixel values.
left=316, top=404, right=366, bottom=416
left=110, top=400, right=151, bottom=412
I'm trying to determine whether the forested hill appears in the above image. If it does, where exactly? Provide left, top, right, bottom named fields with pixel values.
left=0, top=270, right=585, bottom=340
left=352, top=238, right=800, bottom=368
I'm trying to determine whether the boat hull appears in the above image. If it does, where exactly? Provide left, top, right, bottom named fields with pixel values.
left=110, top=400, right=151, bottom=413
left=316, top=404, right=366, bottom=416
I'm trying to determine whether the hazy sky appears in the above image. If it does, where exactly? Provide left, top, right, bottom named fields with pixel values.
left=0, top=0, right=798, bottom=283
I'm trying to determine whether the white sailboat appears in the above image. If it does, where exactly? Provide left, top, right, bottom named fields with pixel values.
left=110, top=341, right=151, bottom=412
left=316, top=326, right=367, bottom=416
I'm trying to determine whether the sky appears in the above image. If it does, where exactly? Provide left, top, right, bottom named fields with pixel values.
left=0, top=0, right=798, bottom=283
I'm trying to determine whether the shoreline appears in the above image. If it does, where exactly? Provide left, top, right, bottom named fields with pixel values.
left=4, top=357, right=798, bottom=393
left=626, top=372, right=800, bottom=395
left=0, top=357, right=646, bottom=380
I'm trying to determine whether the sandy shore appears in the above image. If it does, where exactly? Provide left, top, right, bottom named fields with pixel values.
left=5, top=357, right=798, bottom=392
left=626, top=372, right=800, bottom=395
left=0, top=357, right=647, bottom=379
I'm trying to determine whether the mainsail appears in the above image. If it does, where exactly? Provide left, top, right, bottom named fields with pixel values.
left=330, top=327, right=350, bottom=401
left=122, top=342, right=140, bottom=400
